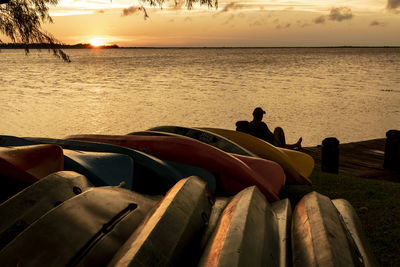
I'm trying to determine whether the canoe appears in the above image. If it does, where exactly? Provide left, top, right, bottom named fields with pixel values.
left=0, top=135, right=183, bottom=195
left=199, top=186, right=280, bottom=266
left=0, top=144, right=64, bottom=182
left=199, top=128, right=313, bottom=185
left=64, top=149, right=134, bottom=189
left=66, top=134, right=282, bottom=201
left=147, top=125, right=256, bottom=156
left=271, top=198, right=292, bottom=267
left=332, top=199, right=378, bottom=267
left=0, top=171, right=92, bottom=250
left=108, top=176, right=213, bottom=267
left=291, top=191, right=363, bottom=267
left=0, top=186, right=157, bottom=267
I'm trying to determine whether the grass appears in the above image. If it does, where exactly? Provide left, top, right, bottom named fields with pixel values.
left=280, top=170, right=400, bottom=266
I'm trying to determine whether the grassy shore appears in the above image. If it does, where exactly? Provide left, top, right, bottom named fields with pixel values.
left=281, top=170, right=400, bottom=266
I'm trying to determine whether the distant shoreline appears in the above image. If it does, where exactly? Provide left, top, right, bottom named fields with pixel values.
left=1, top=43, right=399, bottom=49
left=0, top=43, right=119, bottom=49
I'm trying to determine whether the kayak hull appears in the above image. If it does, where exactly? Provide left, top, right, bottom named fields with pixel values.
left=67, top=134, right=282, bottom=201
left=199, top=128, right=313, bottom=185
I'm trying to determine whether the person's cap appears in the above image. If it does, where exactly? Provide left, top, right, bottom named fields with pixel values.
left=253, top=107, right=266, bottom=115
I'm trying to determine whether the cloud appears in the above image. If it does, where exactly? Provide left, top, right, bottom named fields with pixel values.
left=313, top=7, right=353, bottom=24
left=370, top=20, right=386, bottom=26
left=328, top=7, right=353, bottom=21
left=276, top=23, right=291, bottom=30
left=313, top=15, right=326, bottom=24
left=296, top=20, right=310, bottom=28
left=121, top=6, right=148, bottom=19
left=387, top=0, right=400, bottom=9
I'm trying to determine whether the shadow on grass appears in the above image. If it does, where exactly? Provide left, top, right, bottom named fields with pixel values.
left=280, top=171, right=400, bottom=266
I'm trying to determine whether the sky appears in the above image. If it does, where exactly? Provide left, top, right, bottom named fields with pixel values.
left=43, top=0, right=400, bottom=47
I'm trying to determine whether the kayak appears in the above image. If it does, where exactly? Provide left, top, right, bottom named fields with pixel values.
left=0, top=171, right=92, bottom=250
left=234, top=154, right=286, bottom=186
left=0, top=144, right=64, bottom=182
left=66, top=134, right=282, bottom=202
left=165, top=161, right=217, bottom=193
left=291, top=191, right=363, bottom=267
left=0, top=135, right=184, bottom=195
left=198, top=197, right=230, bottom=253
left=198, top=128, right=313, bottom=185
left=199, top=186, right=280, bottom=266
left=147, top=125, right=256, bottom=156
left=108, top=176, right=213, bottom=267
left=0, top=158, right=36, bottom=202
left=64, top=149, right=134, bottom=189
left=0, top=186, right=157, bottom=267
left=332, top=199, right=379, bottom=267
left=271, top=198, right=292, bottom=267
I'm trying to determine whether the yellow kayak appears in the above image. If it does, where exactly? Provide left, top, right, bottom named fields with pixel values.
left=199, top=128, right=314, bottom=185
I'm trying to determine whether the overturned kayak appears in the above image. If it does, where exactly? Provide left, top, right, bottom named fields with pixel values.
left=0, top=144, right=64, bottom=182
left=147, top=125, right=256, bottom=156
left=271, top=198, right=292, bottom=267
left=64, top=149, right=134, bottom=189
left=67, top=134, right=283, bottom=202
left=199, top=128, right=313, bottom=185
left=0, top=171, right=92, bottom=250
left=199, top=186, right=280, bottom=266
left=332, top=199, right=379, bottom=267
left=291, top=191, right=363, bottom=267
left=0, top=144, right=64, bottom=201
left=108, top=176, right=213, bottom=266
left=0, top=135, right=184, bottom=195
left=0, top=186, right=157, bottom=267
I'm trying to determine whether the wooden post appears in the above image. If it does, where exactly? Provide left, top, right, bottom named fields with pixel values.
left=384, top=130, right=400, bottom=172
left=321, top=137, right=339, bottom=174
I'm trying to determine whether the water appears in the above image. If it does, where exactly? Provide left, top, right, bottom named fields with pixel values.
left=1, top=48, right=399, bottom=146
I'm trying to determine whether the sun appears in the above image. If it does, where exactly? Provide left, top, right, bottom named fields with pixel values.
left=89, top=37, right=106, bottom=47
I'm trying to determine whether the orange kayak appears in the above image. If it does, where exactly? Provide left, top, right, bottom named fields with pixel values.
left=67, top=135, right=284, bottom=202
left=0, top=144, right=64, bottom=182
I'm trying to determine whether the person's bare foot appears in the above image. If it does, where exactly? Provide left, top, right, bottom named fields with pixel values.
left=296, top=137, right=302, bottom=150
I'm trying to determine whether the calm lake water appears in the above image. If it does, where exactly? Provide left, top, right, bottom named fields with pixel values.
left=0, top=48, right=399, bottom=146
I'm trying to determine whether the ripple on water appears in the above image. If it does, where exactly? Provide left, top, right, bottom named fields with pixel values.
left=1, top=48, right=399, bottom=145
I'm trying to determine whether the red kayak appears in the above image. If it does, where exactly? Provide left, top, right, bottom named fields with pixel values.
left=0, top=144, right=64, bottom=183
left=67, top=135, right=284, bottom=202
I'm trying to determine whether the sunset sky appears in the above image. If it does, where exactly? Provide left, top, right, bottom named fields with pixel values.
left=44, top=0, right=400, bottom=47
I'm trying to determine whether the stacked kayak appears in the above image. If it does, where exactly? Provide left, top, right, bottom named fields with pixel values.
left=0, top=144, right=64, bottom=202
left=0, top=135, right=200, bottom=195
left=145, top=126, right=313, bottom=185
left=145, top=125, right=257, bottom=156
left=0, top=129, right=376, bottom=266
left=199, top=127, right=314, bottom=185
left=66, top=134, right=285, bottom=202
left=0, top=173, right=376, bottom=266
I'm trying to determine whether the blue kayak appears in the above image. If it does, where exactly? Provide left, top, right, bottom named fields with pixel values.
left=63, top=149, right=134, bottom=189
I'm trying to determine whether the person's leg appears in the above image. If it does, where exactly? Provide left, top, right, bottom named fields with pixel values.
left=273, top=127, right=286, bottom=147
left=274, top=127, right=302, bottom=150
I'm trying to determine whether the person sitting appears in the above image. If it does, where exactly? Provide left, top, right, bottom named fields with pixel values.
left=236, top=107, right=302, bottom=150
